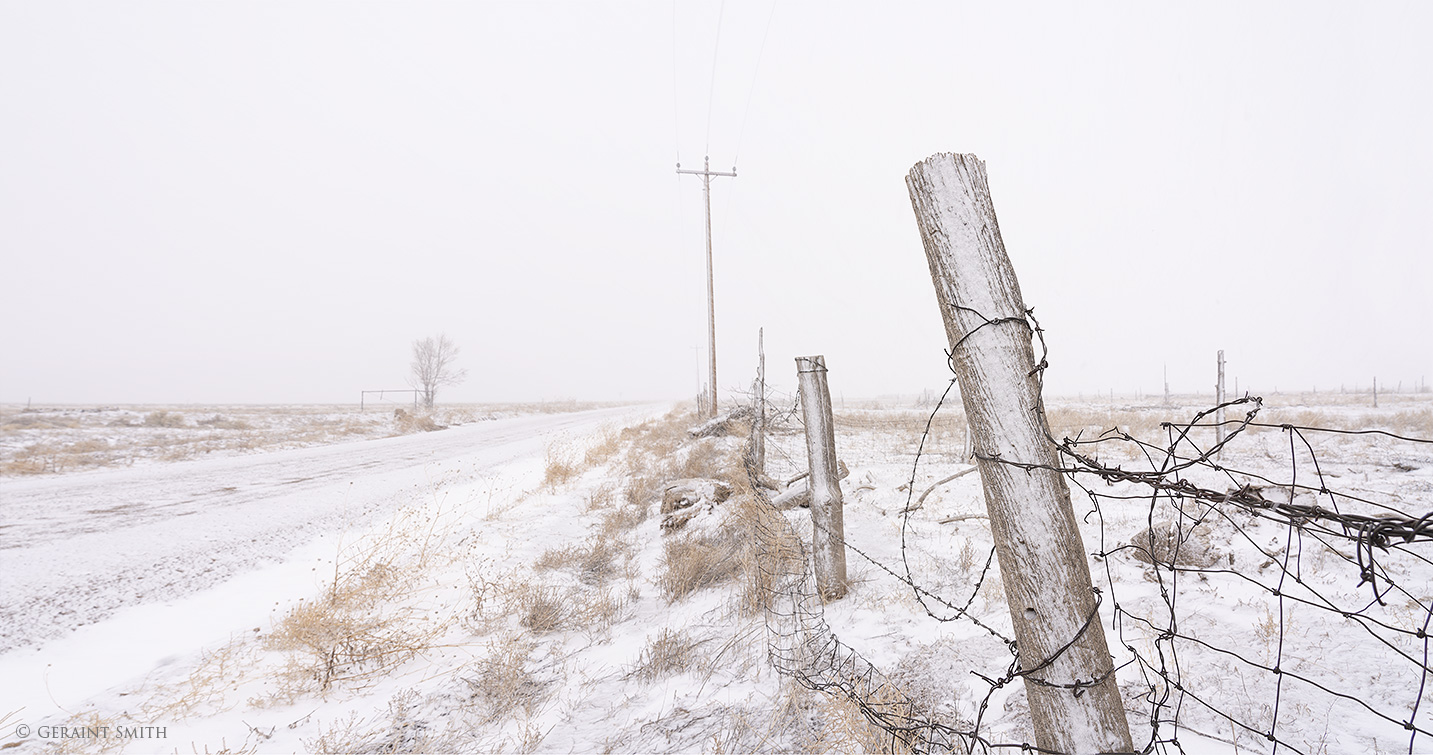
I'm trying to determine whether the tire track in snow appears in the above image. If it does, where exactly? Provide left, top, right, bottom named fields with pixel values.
left=0, top=406, right=656, bottom=653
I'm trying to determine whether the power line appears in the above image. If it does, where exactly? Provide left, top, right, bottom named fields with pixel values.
left=733, top=0, right=778, bottom=168
left=670, top=0, right=681, bottom=164
left=704, top=0, right=726, bottom=155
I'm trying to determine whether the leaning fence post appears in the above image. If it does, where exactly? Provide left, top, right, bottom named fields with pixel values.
left=795, top=355, right=848, bottom=600
left=907, top=153, right=1133, bottom=753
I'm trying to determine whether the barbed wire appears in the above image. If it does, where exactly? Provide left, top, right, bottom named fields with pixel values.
left=743, top=305, right=1433, bottom=753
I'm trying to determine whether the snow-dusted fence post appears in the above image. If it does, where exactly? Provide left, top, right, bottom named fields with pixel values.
left=906, top=153, right=1133, bottom=753
left=795, top=355, right=848, bottom=600
left=1216, top=350, right=1226, bottom=458
left=754, top=328, right=767, bottom=476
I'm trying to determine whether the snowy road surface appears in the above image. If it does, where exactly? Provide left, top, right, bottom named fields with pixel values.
left=0, top=405, right=654, bottom=653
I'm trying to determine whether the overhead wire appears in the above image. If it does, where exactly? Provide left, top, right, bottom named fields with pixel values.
left=704, top=0, right=726, bottom=156
left=732, top=0, right=778, bottom=169
left=670, top=0, right=681, bottom=165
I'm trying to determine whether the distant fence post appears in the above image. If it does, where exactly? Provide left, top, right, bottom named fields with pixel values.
left=907, top=153, right=1133, bottom=753
left=795, top=355, right=848, bottom=600
left=754, top=328, right=767, bottom=476
left=1216, top=350, right=1226, bottom=458
left=360, top=389, right=422, bottom=412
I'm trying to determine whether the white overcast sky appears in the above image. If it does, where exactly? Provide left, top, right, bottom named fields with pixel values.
left=2, top=2, right=1429, bottom=405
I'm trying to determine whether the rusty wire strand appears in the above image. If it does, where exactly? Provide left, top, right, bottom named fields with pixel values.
left=743, top=303, right=1433, bottom=753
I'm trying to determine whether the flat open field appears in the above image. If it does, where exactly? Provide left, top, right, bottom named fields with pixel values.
left=2, top=392, right=1431, bottom=753
left=0, top=401, right=622, bottom=476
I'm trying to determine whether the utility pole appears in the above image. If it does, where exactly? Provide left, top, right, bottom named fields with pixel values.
left=677, top=155, right=737, bottom=417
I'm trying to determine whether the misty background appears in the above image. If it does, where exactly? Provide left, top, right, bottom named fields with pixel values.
left=2, top=2, right=1429, bottom=405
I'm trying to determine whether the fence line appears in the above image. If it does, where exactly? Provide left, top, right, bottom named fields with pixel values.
left=746, top=313, right=1433, bottom=753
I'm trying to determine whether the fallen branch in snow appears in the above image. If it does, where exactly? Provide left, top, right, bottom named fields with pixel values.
left=900, top=466, right=977, bottom=515
left=687, top=406, right=754, bottom=438
left=772, top=460, right=848, bottom=511
left=938, top=513, right=988, bottom=524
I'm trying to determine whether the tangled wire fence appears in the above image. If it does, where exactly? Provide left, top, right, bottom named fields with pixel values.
left=745, top=317, right=1433, bottom=754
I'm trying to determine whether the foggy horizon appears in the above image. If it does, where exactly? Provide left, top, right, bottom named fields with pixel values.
left=3, top=3, right=1429, bottom=406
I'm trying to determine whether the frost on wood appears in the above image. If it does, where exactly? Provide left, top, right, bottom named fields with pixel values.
left=796, top=355, right=848, bottom=600
left=906, top=153, right=1133, bottom=753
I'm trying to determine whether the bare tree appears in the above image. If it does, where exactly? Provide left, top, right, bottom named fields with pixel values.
left=408, top=334, right=467, bottom=409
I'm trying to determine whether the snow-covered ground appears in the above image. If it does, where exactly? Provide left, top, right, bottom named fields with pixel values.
left=0, top=404, right=660, bottom=751
left=0, top=402, right=619, bottom=477
left=1, top=393, right=1430, bottom=753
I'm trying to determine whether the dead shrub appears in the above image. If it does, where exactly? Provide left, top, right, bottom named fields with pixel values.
left=393, top=409, right=442, bottom=434
left=262, top=501, right=461, bottom=695
left=145, top=635, right=257, bottom=720
left=1127, top=521, right=1220, bottom=569
left=265, top=562, right=445, bottom=693
left=144, top=410, right=187, bottom=428
left=465, top=633, right=550, bottom=724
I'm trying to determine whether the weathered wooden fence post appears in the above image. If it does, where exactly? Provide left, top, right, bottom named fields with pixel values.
left=754, top=328, right=767, bottom=477
left=1216, top=350, right=1227, bottom=457
left=795, top=355, right=848, bottom=600
left=906, top=153, right=1133, bottom=753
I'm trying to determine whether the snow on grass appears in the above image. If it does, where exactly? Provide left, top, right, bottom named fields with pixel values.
left=2, top=393, right=1431, bottom=753
left=0, top=401, right=626, bottom=477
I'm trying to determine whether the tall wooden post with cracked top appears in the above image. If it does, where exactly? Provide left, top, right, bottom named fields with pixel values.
left=796, top=354, right=847, bottom=600
left=907, top=153, right=1132, bottom=753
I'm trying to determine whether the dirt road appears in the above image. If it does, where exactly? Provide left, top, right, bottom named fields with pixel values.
left=0, top=405, right=655, bottom=652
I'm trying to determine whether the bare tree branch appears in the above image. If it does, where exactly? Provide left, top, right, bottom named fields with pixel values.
left=408, top=334, right=467, bottom=409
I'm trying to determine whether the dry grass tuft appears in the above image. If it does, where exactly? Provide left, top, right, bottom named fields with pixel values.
left=196, top=414, right=253, bottom=430
left=600, top=500, right=649, bottom=538
left=1, top=438, right=116, bottom=474
left=629, top=628, right=705, bottom=680
left=723, top=493, right=807, bottom=616
left=759, top=681, right=915, bottom=754
left=583, top=425, right=623, bottom=467
left=584, top=483, right=616, bottom=512
left=542, top=440, right=582, bottom=488
left=657, top=530, right=742, bottom=603
left=464, top=633, right=552, bottom=724
left=305, top=690, right=452, bottom=754
left=504, top=580, right=627, bottom=634
left=533, top=536, right=621, bottom=586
